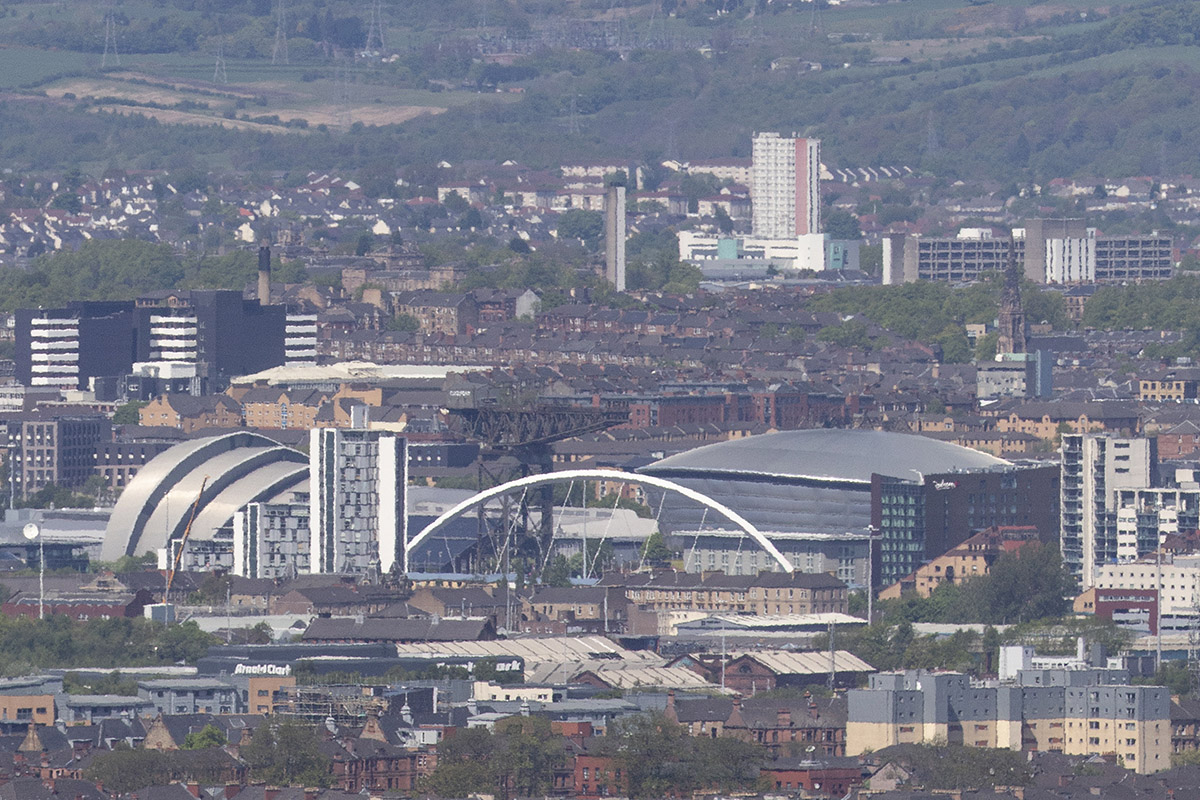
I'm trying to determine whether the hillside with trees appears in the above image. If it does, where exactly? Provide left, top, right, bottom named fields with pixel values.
left=0, top=1, right=1194, bottom=181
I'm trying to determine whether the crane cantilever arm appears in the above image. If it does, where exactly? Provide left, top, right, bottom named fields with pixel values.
left=166, top=475, right=209, bottom=597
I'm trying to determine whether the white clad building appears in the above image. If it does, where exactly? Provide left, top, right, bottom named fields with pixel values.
left=233, top=491, right=311, bottom=579
left=284, top=313, right=318, bottom=366
left=27, top=316, right=80, bottom=388
left=146, top=313, right=198, bottom=362
left=751, top=132, right=821, bottom=239
left=309, top=425, right=408, bottom=575
left=1095, top=555, right=1200, bottom=616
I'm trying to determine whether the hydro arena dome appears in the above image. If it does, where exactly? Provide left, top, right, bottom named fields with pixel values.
left=102, top=432, right=308, bottom=561
left=638, top=429, right=1009, bottom=536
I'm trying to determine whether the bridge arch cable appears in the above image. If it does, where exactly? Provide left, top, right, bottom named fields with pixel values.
left=538, top=478, right=577, bottom=577
left=588, top=480, right=626, bottom=578
left=637, top=489, right=670, bottom=572
left=688, top=507, right=710, bottom=574
left=405, top=468, right=795, bottom=574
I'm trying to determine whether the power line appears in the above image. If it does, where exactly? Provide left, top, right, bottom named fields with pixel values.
left=272, top=0, right=289, bottom=65
left=213, top=23, right=228, bottom=84
left=102, top=0, right=120, bottom=68
left=364, top=0, right=386, bottom=53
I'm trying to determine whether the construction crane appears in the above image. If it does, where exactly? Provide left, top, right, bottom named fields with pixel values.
left=165, top=476, right=208, bottom=604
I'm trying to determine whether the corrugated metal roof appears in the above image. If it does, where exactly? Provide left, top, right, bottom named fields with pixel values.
left=642, top=430, right=1008, bottom=484
left=583, top=666, right=721, bottom=691
left=704, top=613, right=868, bottom=628
left=732, top=649, right=874, bottom=675
left=393, top=635, right=662, bottom=667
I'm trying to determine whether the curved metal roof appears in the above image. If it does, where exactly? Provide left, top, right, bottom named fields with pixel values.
left=103, top=432, right=307, bottom=560
left=186, top=462, right=308, bottom=543
left=641, top=430, right=1008, bottom=485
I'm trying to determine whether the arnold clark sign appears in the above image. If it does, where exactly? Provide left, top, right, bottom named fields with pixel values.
left=233, top=663, right=293, bottom=676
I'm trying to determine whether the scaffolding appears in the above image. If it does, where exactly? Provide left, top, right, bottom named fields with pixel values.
left=276, top=683, right=389, bottom=728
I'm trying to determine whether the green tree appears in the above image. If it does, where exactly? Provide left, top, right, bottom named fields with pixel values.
left=241, top=719, right=331, bottom=788
left=442, top=191, right=470, bottom=214
left=494, top=716, right=566, bottom=798
left=111, top=401, right=147, bottom=425
left=640, top=531, right=672, bottom=565
left=816, top=318, right=874, bottom=350
left=824, top=209, right=862, bottom=240
left=63, top=670, right=137, bottom=696
left=569, top=539, right=615, bottom=577
left=859, top=243, right=882, bottom=276
left=85, top=748, right=172, bottom=793
left=975, top=542, right=1073, bottom=624
left=423, top=726, right=499, bottom=798
left=604, top=713, right=763, bottom=799
left=542, top=554, right=573, bottom=588
left=1135, top=660, right=1192, bottom=698
left=183, top=724, right=228, bottom=750
left=355, top=232, right=375, bottom=256
left=606, top=713, right=692, bottom=800
left=974, top=331, right=999, bottom=362
left=388, top=313, right=421, bottom=332
left=934, top=324, right=971, bottom=363
left=557, top=209, right=605, bottom=250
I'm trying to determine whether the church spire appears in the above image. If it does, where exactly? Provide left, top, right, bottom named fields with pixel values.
left=996, top=230, right=1026, bottom=356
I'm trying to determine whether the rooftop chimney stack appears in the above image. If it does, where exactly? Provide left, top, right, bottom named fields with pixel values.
left=258, top=244, right=271, bottom=305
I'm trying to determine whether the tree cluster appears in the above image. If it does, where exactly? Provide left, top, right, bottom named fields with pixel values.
left=0, top=616, right=216, bottom=676
left=602, top=713, right=764, bottom=799
left=809, top=278, right=1068, bottom=363
left=0, top=240, right=304, bottom=312
left=880, top=543, right=1075, bottom=627
left=422, top=716, right=565, bottom=800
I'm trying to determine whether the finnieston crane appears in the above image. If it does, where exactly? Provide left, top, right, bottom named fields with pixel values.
left=165, top=475, right=209, bottom=605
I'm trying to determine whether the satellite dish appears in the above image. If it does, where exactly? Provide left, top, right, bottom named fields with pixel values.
left=22, top=523, right=40, bottom=541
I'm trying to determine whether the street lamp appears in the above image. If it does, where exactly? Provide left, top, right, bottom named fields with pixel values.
left=23, top=522, right=42, bottom=620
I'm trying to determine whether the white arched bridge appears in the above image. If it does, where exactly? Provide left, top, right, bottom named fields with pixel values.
left=405, top=468, right=796, bottom=573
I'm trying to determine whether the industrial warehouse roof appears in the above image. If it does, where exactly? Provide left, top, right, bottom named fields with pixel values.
left=574, top=666, right=726, bottom=692
left=231, top=360, right=490, bottom=387
left=101, top=432, right=307, bottom=561
left=642, top=430, right=1009, bottom=485
left=393, top=635, right=663, bottom=666
left=730, top=649, right=875, bottom=676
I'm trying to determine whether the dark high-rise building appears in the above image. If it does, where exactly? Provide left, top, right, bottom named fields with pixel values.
left=131, top=290, right=287, bottom=392
left=16, top=292, right=290, bottom=396
left=870, top=464, right=1060, bottom=587
left=14, top=302, right=136, bottom=391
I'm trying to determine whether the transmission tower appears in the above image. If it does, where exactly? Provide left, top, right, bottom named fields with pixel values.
left=809, top=0, right=824, bottom=35
left=272, top=0, right=289, bottom=65
left=101, top=1, right=120, bottom=68
left=213, top=34, right=228, bottom=83
left=566, top=95, right=580, bottom=136
left=364, top=0, right=386, bottom=53
left=335, top=53, right=353, bottom=129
